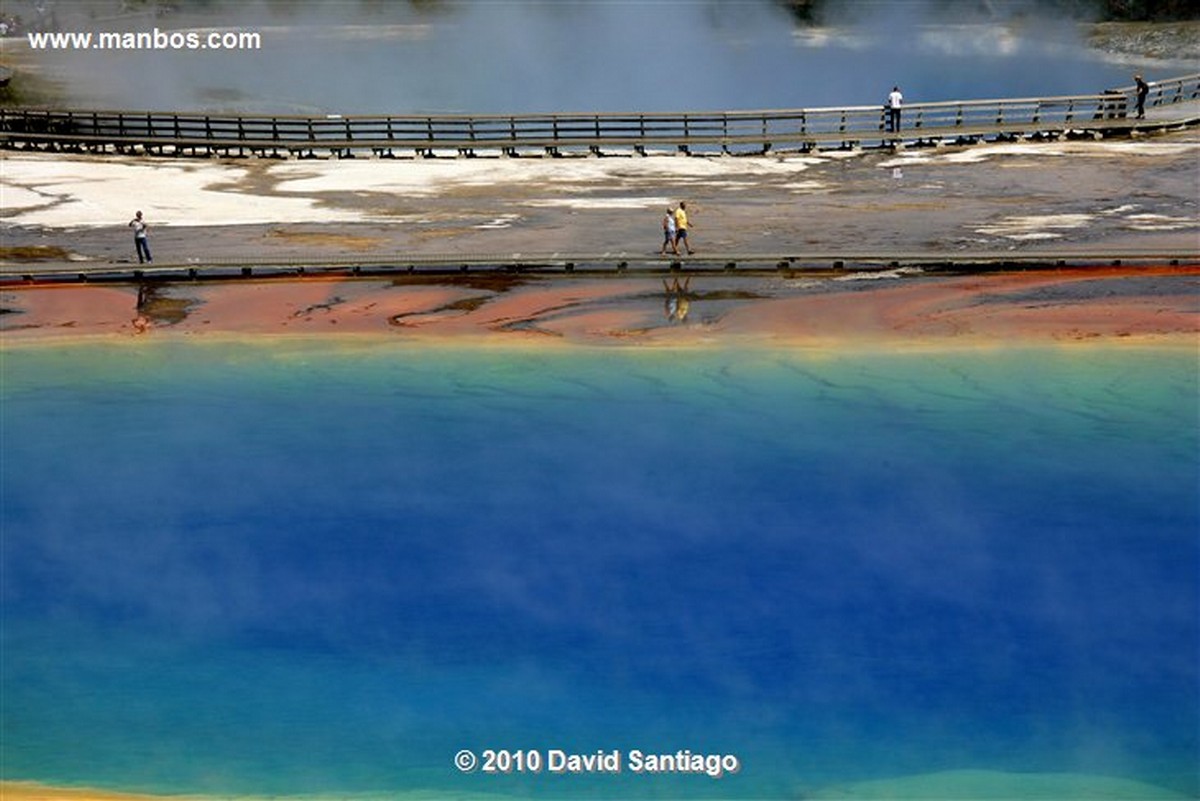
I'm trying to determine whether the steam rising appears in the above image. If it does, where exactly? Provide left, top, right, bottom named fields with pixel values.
left=10, top=0, right=1166, bottom=113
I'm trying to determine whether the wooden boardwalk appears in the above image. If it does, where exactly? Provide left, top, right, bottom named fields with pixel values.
left=1, top=74, right=1197, bottom=159
left=4, top=248, right=1197, bottom=286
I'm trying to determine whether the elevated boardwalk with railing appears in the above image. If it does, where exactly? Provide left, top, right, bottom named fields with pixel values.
left=2, top=74, right=1197, bottom=159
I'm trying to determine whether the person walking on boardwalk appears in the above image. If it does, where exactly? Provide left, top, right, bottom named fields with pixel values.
left=661, top=206, right=678, bottom=255
left=886, top=86, right=903, bottom=133
left=1134, top=74, right=1149, bottom=119
left=129, top=210, right=152, bottom=264
left=674, top=201, right=694, bottom=255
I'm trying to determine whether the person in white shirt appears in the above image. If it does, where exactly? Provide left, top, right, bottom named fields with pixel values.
left=661, top=206, right=677, bottom=256
left=129, top=210, right=152, bottom=264
left=887, top=86, right=903, bottom=133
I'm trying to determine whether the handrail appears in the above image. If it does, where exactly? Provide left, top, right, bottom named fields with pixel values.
left=2, top=73, right=1196, bottom=157
left=3, top=73, right=1195, bottom=120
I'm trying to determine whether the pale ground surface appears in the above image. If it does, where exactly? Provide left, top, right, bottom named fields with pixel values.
left=2, top=126, right=1198, bottom=345
left=2, top=129, right=1198, bottom=267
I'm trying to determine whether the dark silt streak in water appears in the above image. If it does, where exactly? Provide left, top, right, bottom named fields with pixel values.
left=1, top=340, right=1197, bottom=799
left=36, top=0, right=1173, bottom=114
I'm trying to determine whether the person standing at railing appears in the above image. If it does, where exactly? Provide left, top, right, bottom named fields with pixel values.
left=129, top=210, right=152, bottom=264
left=887, top=86, right=903, bottom=133
left=1134, top=74, right=1149, bottom=119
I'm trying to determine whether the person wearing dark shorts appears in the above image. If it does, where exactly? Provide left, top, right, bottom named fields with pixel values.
left=673, top=201, right=694, bottom=255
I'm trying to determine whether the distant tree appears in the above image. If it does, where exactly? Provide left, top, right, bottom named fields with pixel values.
left=1103, top=0, right=1200, bottom=19
left=774, top=0, right=818, bottom=23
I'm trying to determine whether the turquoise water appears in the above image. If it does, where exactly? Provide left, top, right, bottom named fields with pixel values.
left=1, top=340, right=1197, bottom=799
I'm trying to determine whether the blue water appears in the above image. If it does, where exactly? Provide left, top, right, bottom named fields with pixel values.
left=2, top=341, right=1197, bottom=799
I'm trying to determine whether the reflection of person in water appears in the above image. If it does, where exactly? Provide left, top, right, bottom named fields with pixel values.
left=663, top=276, right=691, bottom=322
left=132, top=283, right=150, bottom=334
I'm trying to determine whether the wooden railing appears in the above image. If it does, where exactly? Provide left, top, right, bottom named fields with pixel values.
left=1, top=73, right=1196, bottom=157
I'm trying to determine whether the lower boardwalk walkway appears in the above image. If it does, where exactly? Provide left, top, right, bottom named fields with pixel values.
left=4, top=248, right=1197, bottom=286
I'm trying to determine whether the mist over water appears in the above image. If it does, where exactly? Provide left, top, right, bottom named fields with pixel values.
left=23, top=0, right=1173, bottom=113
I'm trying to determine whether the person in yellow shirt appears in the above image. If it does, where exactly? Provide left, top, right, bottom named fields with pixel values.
left=673, top=201, right=694, bottom=255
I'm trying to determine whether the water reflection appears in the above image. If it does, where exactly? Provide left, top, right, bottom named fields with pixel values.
left=663, top=276, right=691, bottom=323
